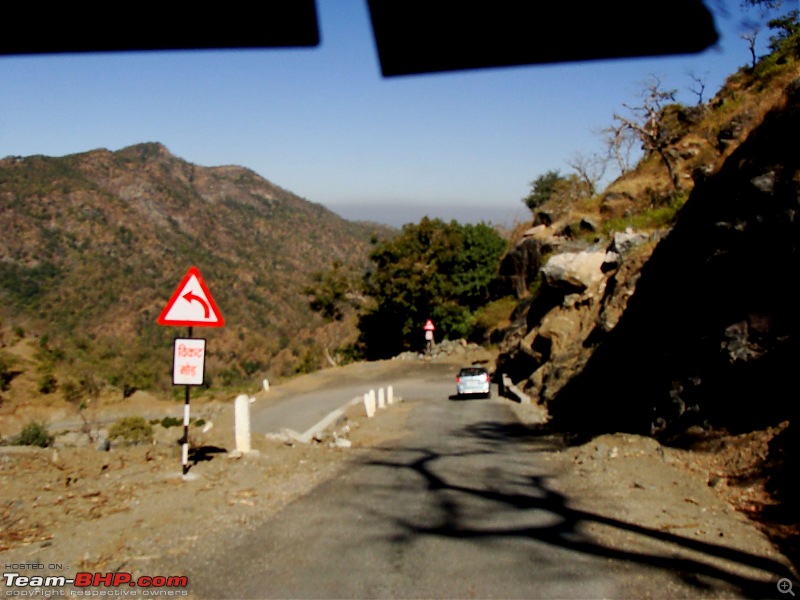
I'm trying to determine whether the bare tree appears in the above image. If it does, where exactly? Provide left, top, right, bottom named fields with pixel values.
left=566, top=151, right=607, bottom=194
left=741, top=29, right=759, bottom=69
left=743, top=0, right=784, bottom=11
left=612, top=76, right=682, bottom=191
left=601, top=122, right=637, bottom=177
left=62, top=371, right=102, bottom=443
left=687, top=70, right=708, bottom=105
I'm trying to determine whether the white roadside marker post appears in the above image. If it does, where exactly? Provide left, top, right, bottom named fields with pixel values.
left=235, top=395, right=252, bottom=453
left=364, top=392, right=376, bottom=418
left=378, top=387, right=385, bottom=409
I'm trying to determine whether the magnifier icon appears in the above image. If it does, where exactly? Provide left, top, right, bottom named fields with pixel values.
left=778, top=578, right=795, bottom=596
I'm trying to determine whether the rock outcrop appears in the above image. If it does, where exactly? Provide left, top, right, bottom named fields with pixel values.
left=498, top=77, right=800, bottom=441
left=497, top=227, right=656, bottom=406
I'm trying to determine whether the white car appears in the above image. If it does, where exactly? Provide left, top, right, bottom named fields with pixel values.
left=456, top=366, right=491, bottom=399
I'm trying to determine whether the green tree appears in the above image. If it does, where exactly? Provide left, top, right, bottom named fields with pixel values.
left=767, top=9, right=800, bottom=53
left=522, top=170, right=594, bottom=216
left=357, top=217, right=507, bottom=359
left=522, top=170, right=564, bottom=211
left=304, top=261, right=363, bottom=321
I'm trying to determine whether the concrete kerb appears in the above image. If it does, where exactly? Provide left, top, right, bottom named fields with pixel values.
left=497, top=374, right=549, bottom=425
left=501, top=374, right=531, bottom=404
left=266, top=386, right=402, bottom=446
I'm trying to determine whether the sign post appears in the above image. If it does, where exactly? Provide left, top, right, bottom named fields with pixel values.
left=157, top=266, right=224, bottom=477
left=423, top=319, right=435, bottom=355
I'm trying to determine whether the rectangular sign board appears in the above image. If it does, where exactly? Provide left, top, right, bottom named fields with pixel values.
left=172, top=338, right=206, bottom=386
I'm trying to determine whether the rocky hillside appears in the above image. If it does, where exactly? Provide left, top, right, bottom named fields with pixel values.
left=498, top=63, right=800, bottom=425
left=0, top=143, right=389, bottom=397
left=547, top=80, right=799, bottom=437
left=494, top=40, right=800, bottom=561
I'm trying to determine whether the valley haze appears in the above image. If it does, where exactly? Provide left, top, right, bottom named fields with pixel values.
left=328, top=200, right=529, bottom=228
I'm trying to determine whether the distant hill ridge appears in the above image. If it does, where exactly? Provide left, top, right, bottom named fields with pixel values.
left=0, top=142, right=388, bottom=393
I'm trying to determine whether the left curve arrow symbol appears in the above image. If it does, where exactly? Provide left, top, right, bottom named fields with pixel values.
left=183, top=291, right=210, bottom=318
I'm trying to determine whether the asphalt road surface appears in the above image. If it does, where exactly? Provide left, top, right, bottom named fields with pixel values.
left=249, top=362, right=459, bottom=436
left=175, top=367, right=787, bottom=599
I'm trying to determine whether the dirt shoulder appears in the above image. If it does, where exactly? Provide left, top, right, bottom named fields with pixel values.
left=0, top=358, right=449, bottom=580
left=511, top=402, right=799, bottom=579
left=1, top=358, right=798, bottom=594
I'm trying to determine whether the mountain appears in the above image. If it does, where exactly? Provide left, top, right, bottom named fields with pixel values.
left=0, top=142, right=390, bottom=395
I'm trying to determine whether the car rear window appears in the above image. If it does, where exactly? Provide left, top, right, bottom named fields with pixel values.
left=459, top=368, right=486, bottom=377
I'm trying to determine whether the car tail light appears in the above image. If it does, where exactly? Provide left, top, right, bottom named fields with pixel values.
left=481, top=373, right=489, bottom=382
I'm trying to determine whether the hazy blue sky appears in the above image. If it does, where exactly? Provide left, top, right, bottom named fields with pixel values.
left=0, top=1, right=789, bottom=227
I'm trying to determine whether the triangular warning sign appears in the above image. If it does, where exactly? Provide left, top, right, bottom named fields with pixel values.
left=157, top=266, right=225, bottom=328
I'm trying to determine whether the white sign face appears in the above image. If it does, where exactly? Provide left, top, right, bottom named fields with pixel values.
left=172, top=338, right=206, bottom=386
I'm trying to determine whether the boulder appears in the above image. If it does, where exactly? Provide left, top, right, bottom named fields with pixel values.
left=603, top=228, right=652, bottom=271
left=541, top=248, right=606, bottom=292
left=496, top=236, right=545, bottom=297
left=600, top=191, right=636, bottom=218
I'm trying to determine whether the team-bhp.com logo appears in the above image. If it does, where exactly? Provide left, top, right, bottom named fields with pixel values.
left=3, top=572, right=188, bottom=596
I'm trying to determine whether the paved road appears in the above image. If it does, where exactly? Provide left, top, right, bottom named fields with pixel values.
left=176, top=373, right=785, bottom=599
left=249, top=362, right=460, bottom=436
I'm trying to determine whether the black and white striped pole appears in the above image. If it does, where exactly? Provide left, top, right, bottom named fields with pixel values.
left=182, top=384, right=190, bottom=475
left=172, top=331, right=206, bottom=477
left=181, top=327, right=193, bottom=476
left=156, top=266, right=225, bottom=479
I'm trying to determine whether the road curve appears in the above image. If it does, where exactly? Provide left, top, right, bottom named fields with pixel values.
left=174, top=364, right=784, bottom=599
left=249, top=360, right=460, bottom=436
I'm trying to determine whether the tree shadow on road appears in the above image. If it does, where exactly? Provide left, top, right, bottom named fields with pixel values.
left=359, top=419, right=795, bottom=598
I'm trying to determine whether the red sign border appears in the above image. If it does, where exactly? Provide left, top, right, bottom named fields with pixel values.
left=157, top=266, right=225, bottom=328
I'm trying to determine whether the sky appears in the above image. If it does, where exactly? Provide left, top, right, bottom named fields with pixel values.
left=0, top=1, right=792, bottom=228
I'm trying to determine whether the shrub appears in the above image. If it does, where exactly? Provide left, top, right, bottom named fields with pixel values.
left=294, top=350, right=320, bottom=375
left=108, top=416, right=153, bottom=446
left=38, top=372, right=58, bottom=394
left=14, top=421, right=53, bottom=448
left=473, top=297, right=518, bottom=332
left=160, top=416, right=182, bottom=428
left=0, top=354, right=14, bottom=392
